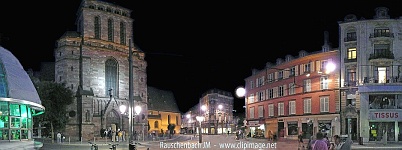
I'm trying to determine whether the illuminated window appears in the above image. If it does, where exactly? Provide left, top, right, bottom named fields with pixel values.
left=10, top=104, right=20, bottom=117
left=347, top=48, right=357, bottom=59
left=320, top=76, right=329, bottom=90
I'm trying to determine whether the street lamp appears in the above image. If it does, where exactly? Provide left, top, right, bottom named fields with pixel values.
left=218, top=104, right=223, bottom=134
left=196, top=116, right=205, bottom=143
left=200, top=105, right=207, bottom=134
left=124, top=104, right=141, bottom=150
left=119, top=105, right=127, bottom=132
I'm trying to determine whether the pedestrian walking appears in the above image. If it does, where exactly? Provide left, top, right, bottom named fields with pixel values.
left=56, top=132, right=62, bottom=143
left=298, top=131, right=304, bottom=149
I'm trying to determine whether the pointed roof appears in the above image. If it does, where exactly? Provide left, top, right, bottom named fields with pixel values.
left=147, top=86, right=180, bottom=113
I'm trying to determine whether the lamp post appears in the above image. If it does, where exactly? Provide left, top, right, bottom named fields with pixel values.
left=196, top=116, right=205, bottom=143
left=200, top=105, right=206, bottom=134
left=125, top=104, right=141, bottom=150
left=119, top=105, right=127, bottom=132
left=218, top=104, right=223, bottom=134
left=134, top=106, right=142, bottom=140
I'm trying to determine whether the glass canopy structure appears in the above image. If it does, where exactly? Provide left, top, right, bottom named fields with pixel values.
left=0, top=46, right=45, bottom=141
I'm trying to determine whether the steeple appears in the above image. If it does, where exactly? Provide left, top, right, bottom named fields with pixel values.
left=322, top=31, right=332, bottom=52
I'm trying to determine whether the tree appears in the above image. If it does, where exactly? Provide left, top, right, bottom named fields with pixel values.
left=167, top=124, right=176, bottom=139
left=31, top=77, right=74, bottom=138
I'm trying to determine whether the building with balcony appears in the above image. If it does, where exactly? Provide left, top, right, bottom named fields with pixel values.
left=244, top=32, right=340, bottom=140
left=147, top=86, right=181, bottom=135
left=339, top=7, right=402, bottom=143
left=0, top=46, right=45, bottom=148
left=199, top=89, right=234, bottom=135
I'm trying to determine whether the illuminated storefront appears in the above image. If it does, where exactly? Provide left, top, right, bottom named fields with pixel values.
left=0, top=47, right=45, bottom=142
left=360, top=89, right=402, bottom=142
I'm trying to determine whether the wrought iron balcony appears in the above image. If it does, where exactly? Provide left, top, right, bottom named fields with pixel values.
left=369, top=32, right=394, bottom=38
left=344, top=36, right=357, bottom=42
left=369, top=51, right=394, bottom=60
left=363, top=76, right=400, bottom=84
left=344, top=58, right=357, bottom=63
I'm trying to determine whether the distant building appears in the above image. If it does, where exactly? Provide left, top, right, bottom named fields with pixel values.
left=182, top=104, right=200, bottom=134
left=147, top=86, right=181, bottom=134
left=339, top=7, right=402, bottom=143
left=244, top=33, right=340, bottom=139
left=53, top=0, right=148, bottom=141
left=0, top=46, right=45, bottom=147
left=199, top=88, right=234, bottom=134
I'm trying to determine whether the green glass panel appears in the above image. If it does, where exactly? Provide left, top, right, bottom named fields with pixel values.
left=11, top=129, right=20, bottom=140
left=21, top=130, right=28, bottom=139
left=0, top=116, right=8, bottom=128
left=20, top=105, right=27, bottom=117
left=27, top=107, right=31, bottom=118
left=0, top=62, right=7, bottom=97
left=0, top=101, right=8, bottom=116
left=21, top=118, right=27, bottom=128
left=10, top=104, right=20, bottom=116
left=11, top=117, right=20, bottom=128
left=28, top=119, right=32, bottom=129
left=1, top=129, right=9, bottom=140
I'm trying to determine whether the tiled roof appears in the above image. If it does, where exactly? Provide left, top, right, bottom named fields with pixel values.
left=147, top=86, right=180, bottom=113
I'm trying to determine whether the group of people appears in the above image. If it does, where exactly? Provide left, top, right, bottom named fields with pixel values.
left=100, top=128, right=126, bottom=142
left=298, top=131, right=352, bottom=150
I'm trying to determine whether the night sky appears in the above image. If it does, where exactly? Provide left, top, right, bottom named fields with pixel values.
left=0, top=1, right=400, bottom=113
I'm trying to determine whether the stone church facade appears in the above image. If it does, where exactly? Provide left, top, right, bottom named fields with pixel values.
left=54, top=0, right=148, bottom=141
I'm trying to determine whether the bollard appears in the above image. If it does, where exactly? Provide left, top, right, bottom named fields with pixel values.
left=80, top=137, right=82, bottom=144
left=68, top=137, right=70, bottom=144
left=94, top=137, right=96, bottom=143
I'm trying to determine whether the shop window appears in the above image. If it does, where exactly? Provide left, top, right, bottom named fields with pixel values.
left=0, top=101, right=8, bottom=116
left=10, top=104, right=20, bottom=116
left=10, top=118, right=20, bottom=128
left=21, top=130, right=28, bottom=139
left=10, top=129, right=20, bottom=140
left=20, top=105, right=27, bottom=117
left=287, top=122, right=298, bottom=135
left=369, top=95, right=396, bottom=109
left=369, top=122, right=395, bottom=141
left=1, top=129, right=9, bottom=140
left=318, top=121, right=331, bottom=134
left=21, top=118, right=27, bottom=128
left=0, top=116, right=8, bottom=128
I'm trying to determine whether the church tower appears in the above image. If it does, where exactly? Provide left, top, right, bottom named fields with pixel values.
left=54, top=0, right=148, bottom=141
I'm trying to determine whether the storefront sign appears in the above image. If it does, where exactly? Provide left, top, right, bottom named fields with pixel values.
left=248, top=121, right=259, bottom=126
left=369, top=110, right=402, bottom=121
